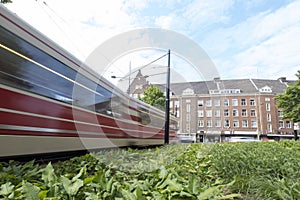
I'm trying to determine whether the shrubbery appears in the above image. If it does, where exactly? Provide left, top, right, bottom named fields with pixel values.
left=1, top=141, right=300, bottom=199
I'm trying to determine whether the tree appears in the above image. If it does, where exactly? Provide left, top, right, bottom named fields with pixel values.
left=1, top=0, right=12, bottom=3
left=275, top=70, right=300, bottom=122
left=139, top=84, right=165, bottom=110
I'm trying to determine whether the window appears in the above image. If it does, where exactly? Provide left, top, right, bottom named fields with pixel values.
left=206, top=110, right=212, bottom=117
left=286, top=121, right=291, bottom=128
left=250, top=99, right=256, bottom=106
left=186, top=104, right=190, bottom=112
left=267, top=113, right=271, bottom=122
left=250, top=110, right=256, bottom=117
left=215, top=120, right=221, bottom=127
left=198, top=99, right=203, bottom=107
left=206, top=100, right=212, bottom=107
left=135, top=85, right=142, bottom=89
left=224, top=109, right=229, bottom=116
left=224, top=120, right=230, bottom=127
left=279, top=121, right=284, bottom=128
left=278, top=110, right=283, bottom=117
left=206, top=120, right=212, bottom=127
left=214, top=110, right=220, bottom=117
left=242, top=120, right=248, bottom=128
left=266, top=103, right=270, bottom=111
left=233, top=120, right=239, bottom=127
left=265, top=97, right=270, bottom=101
left=241, top=109, right=247, bottom=116
left=186, top=99, right=191, bottom=103
left=183, top=88, right=194, bottom=95
left=224, top=99, right=229, bottom=106
left=232, top=99, right=238, bottom=106
left=267, top=124, right=272, bottom=132
left=0, top=26, right=116, bottom=115
left=186, top=113, right=190, bottom=122
left=232, top=109, right=239, bottom=117
left=186, top=123, right=190, bottom=132
left=251, top=120, right=257, bottom=128
left=214, top=99, right=220, bottom=106
left=198, top=110, right=204, bottom=117
left=174, top=101, right=179, bottom=108
left=241, top=99, right=246, bottom=106
left=198, top=120, right=204, bottom=127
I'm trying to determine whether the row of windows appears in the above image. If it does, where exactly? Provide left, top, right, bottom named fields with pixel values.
left=189, top=120, right=293, bottom=130
left=197, top=98, right=256, bottom=107
left=184, top=102, right=271, bottom=114
left=197, top=119, right=257, bottom=128
left=196, top=109, right=257, bottom=117
left=279, top=121, right=292, bottom=128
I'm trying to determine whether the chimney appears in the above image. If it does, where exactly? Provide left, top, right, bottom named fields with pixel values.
left=278, top=77, right=287, bottom=83
left=214, top=77, right=221, bottom=83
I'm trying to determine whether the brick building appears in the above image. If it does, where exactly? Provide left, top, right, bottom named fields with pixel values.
left=129, top=75, right=296, bottom=139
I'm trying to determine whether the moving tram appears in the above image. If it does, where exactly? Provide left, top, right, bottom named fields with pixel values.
left=0, top=5, right=178, bottom=158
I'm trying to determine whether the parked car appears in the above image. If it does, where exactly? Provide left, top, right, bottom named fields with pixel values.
left=228, top=137, right=260, bottom=142
left=178, top=135, right=196, bottom=143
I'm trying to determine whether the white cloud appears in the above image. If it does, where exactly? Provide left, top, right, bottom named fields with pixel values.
left=252, top=0, right=300, bottom=42
left=182, top=0, right=234, bottom=28
left=201, top=0, right=300, bottom=80
left=155, top=15, right=174, bottom=29
left=234, top=25, right=300, bottom=78
left=4, top=0, right=300, bottom=81
left=5, top=0, right=140, bottom=60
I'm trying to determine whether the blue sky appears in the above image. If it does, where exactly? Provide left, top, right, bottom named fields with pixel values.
left=4, top=0, right=300, bottom=83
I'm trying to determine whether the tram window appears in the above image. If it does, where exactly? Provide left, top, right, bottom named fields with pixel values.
left=0, top=47, right=74, bottom=102
left=0, top=25, right=77, bottom=81
left=0, top=25, right=119, bottom=116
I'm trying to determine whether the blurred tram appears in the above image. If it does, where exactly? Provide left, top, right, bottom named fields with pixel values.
left=0, top=5, right=178, bottom=158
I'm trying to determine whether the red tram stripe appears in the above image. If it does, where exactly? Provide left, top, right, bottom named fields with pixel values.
left=0, top=87, right=166, bottom=134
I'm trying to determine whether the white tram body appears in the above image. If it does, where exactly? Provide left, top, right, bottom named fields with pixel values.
left=0, top=5, right=178, bottom=158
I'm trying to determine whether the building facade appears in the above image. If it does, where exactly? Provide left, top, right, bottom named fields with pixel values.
left=129, top=75, right=296, bottom=138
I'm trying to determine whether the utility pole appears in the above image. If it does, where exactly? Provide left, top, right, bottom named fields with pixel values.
left=164, top=49, right=171, bottom=144
left=128, top=61, right=131, bottom=95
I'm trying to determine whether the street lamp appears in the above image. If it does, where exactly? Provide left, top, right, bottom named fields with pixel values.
left=294, top=122, right=299, bottom=140
left=164, top=49, right=171, bottom=144
left=110, top=51, right=171, bottom=144
left=111, top=62, right=131, bottom=94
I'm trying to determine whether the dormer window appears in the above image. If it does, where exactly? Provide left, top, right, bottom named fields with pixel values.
left=259, top=86, right=272, bottom=93
left=182, top=88, right=194, bottom=95
left=135, top=85, right=143, bottom=89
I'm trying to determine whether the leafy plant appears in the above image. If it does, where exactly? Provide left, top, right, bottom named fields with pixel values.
left=1, top=141, right=300, bottom=199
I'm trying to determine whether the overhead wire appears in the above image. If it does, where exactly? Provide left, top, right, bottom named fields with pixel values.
left=39, top=0, right=129, bottom=76
left=35, top=0, right=88, bottom=59
left=35, top=1, right=170, bottom=85
left=120, top=53, right=168, bottom=81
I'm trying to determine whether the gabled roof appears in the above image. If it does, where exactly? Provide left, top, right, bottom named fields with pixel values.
left=250, top=79, right=289, bottom=94
left=155, top=78, right=294, bottom=96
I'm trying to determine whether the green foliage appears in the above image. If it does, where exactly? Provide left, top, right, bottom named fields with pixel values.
left=276, top=70, right=300, bottom=122
left=1, top=142, right=300, bottom=199
left=209, top=141, right=300, bottom=199
left=0, top=0, right=12, bottom=3
left=139, top=84, right=165, bottom=109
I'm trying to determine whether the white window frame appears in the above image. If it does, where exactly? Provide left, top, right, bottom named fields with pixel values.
left=251, top=120, right=257, bottom=128
left=232, top=109, right=239, bottom=117
left=241, top=99, right=246, bottom=106
left=250, top=99, right=256, bottom=106
left=233, top=120, right=239, bottom=127
left=232, top=99, right=238, bottom=106
left=242, top=120, right=248, bottom=128
left=198, top=110, right=204, bottom=117
left=206, top=99, right=212, bottom=107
